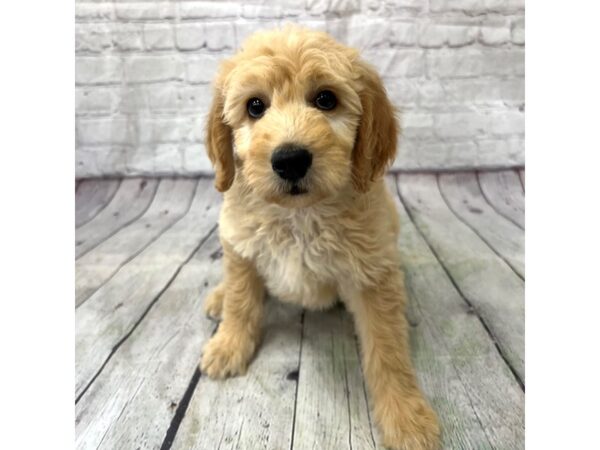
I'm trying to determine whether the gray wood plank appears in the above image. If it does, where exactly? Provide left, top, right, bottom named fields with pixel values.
left=386, top=177, right=524, bottom=449
left=75, top=178, right=198, bottom=306
left=75, top=179, right=221, bottom=398
left=172, top=301, right=303, bottom=450
left=76, top=178, right=159, bottom=258
left=292, top=306, right=377, bottom=450
left=398, top=174, right=524, bottom=383
left=478, top=171, right=525, bottom=229
left=73, top=174, right=525, bottom=449
left=439, top=173, right=524, bottom=278
left=75, top=230, right=223, bottom=450
left=75, top=179, right=120, bottom=228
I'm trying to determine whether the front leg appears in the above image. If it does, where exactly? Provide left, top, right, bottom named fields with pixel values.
left=200, top=241, right=265, bottom=379
left=346, top=269, right=440, bottom=450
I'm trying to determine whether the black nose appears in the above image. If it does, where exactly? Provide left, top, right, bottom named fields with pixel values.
left=271, top=144, right=312, bottom=182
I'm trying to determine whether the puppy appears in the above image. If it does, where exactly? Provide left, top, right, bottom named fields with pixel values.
left=201, top=26, right=440, bottom=450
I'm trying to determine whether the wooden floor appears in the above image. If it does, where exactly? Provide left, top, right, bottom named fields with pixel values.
left=75, top=170, right=525, bottom=450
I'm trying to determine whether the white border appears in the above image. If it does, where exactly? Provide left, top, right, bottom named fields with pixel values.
left=0, top=2, right=74, bottom=448
left=527, top=1, right=600, bottom=448
left=2, top=1, right=600, bottom=448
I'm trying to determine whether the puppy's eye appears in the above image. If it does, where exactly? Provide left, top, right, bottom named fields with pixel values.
left=314, top=90, right=337, bottom=111
left=247, top=98, right=266, bottom=119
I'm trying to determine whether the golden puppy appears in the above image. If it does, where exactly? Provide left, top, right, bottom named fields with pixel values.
left=201, top=25, right=440, bottom=450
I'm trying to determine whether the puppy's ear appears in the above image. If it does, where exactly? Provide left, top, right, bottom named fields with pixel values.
left=351, top=61, right=399, bottom=192
left=206, top=80, right=235, bottom=192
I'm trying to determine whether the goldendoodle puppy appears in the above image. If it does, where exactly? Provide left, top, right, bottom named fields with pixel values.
left=201, top=25, right=440, bottom=450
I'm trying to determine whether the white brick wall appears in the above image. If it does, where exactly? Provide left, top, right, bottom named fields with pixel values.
left=75, top=0, right=525, bottom=177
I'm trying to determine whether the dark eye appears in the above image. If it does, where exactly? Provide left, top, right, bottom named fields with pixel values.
left=314, top=90, right=337, bottom=111
left=247, top=97, right=266, bottom=119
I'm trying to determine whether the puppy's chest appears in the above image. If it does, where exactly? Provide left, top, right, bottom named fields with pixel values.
left=228, top=212, right=346, bottom=305
left=257, top=217, right=338, bottom=279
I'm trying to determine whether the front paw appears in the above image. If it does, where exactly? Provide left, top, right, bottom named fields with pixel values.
left=377, top=396, right=440, bottom=450
left=200, top=329, right=256, bottom=379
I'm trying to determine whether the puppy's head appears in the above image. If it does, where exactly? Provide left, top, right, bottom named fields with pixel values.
left=206, top=26, right=398, bottom=207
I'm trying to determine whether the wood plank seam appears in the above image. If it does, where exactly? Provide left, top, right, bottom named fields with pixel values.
left=76, top=179, right=160, bottom=260
left=76, top=229, right=225, bottom=449
left=161, top=319, right=222, bottom=450
left=437, top=173, right=524, bottom=278
left=390, top=174, right=524, bottom=447
left=353, top=332, right=378, bottom=449
left=391, top=174, right=504, bottom=448
left=75, top=223, right=219, bottom=404
left=75, top=179, right=122, bottom=229
left=95, top=421, right=111, bottom=450
left=75, top=179, right=201, bottom=308
left=170, top=300, right=303, bottom=449
left=395, top=176, right=525, bottom=391
left=476, top=172, right=525, bottom=231
left=235, top=419, right=246, bottom=449
left=436, top=175, right=525, bottom=282
left=288, top=310, right=305, bottom=450
left=160, top=368, right=203, bottom=450
left=517, top=170, right=525, bottom=192
left=342, top=344, right=354, bottom=450
left=75, top=173, right=525, bottom=448
left=95, top=378, right=145, bottom=449
left=408, top=288, right=495, bottom=448
left=75, top=201, right=221, bottom=399
left=76, top=180, right=122, bottom=228
left=292, top=306, right=376, bottom=449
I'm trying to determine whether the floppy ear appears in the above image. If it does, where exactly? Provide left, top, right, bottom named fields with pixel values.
left=351, top=61, right=399, bottom=193
left=206, top=82, right=235, bottom=192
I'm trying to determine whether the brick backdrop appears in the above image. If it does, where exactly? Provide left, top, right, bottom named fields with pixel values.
left=75, top=0, right=525, bottom=177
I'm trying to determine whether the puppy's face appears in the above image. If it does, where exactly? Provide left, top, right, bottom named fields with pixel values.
left=206, top=27, right=398, bottom=207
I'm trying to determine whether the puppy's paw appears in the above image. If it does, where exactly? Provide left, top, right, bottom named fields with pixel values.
left=200, top=330, right=256, bottom=379
left=203, top=284, right=225, bottom=320
left=378, top=396, right=440, bottom=450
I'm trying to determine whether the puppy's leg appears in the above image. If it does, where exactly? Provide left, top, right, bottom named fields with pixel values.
left=200, top=243, right=265, bottom=379
left=347, top=270, right=440, bottom=450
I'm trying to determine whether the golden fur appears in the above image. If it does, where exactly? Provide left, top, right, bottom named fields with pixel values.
left=201, top=26, right=440, bottom=450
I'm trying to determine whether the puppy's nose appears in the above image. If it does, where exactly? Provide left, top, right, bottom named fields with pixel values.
left=271, top=144, right=312, bottom=182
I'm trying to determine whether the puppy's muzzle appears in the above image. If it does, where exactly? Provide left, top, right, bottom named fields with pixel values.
left=271, top=143, right=312, bottom=183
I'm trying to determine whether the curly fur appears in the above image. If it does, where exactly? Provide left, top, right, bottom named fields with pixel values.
left=201, top=25, right=440, bottom=450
